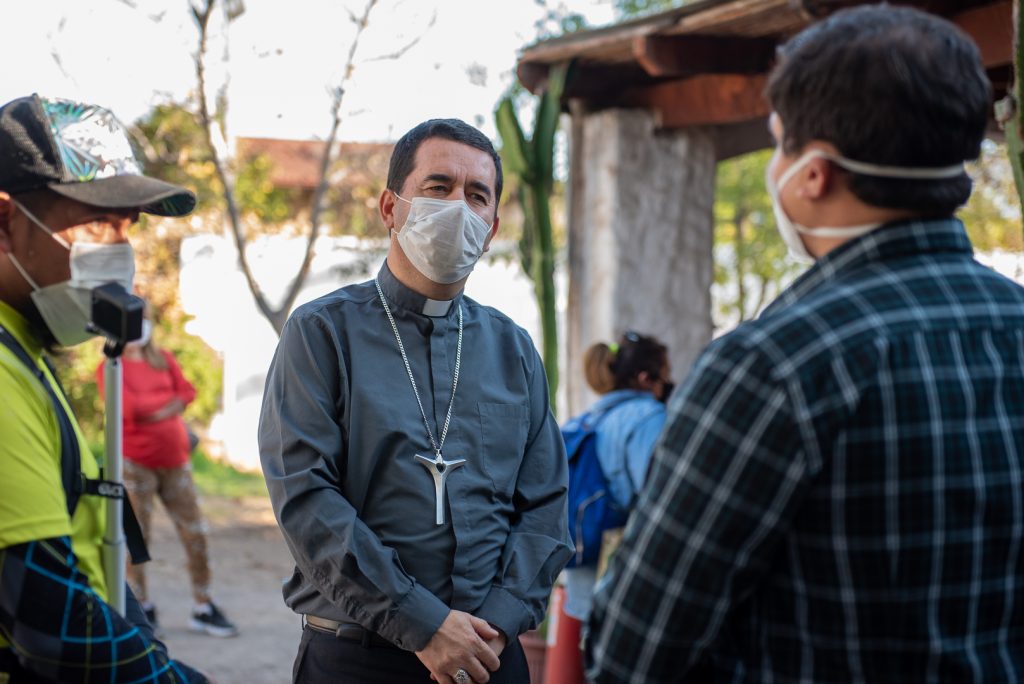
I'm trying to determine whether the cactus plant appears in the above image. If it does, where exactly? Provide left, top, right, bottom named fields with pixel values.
left=495, top=63, right=568, bottom=410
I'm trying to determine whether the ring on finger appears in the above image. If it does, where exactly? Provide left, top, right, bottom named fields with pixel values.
left=454, top=669, right=470, bottom=684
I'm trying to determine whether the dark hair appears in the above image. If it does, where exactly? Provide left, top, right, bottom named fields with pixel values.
left=766, top=5, right=991, bottom=216
left=584, top=331, right=667, bottom=394
left=386, top=119, right=503, bottom=205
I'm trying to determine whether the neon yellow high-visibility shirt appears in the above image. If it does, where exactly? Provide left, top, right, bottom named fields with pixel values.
left=0, top=300, right=107, bottom=622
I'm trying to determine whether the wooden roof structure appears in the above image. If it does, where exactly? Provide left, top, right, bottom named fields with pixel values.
left=516, top=0, right=1012, bottom=158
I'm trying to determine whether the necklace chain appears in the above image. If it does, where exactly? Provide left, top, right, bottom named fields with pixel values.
left=375, top=278, right=462, bottom=457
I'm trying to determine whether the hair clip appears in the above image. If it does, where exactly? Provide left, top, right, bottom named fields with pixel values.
left=607, top=342, right=619, bottom=355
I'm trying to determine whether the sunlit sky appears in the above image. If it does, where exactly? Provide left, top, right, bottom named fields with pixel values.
left=3, top=0, right=616, bottom=143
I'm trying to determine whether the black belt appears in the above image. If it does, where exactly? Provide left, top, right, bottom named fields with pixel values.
left=304, top=615, right=396, bottom=648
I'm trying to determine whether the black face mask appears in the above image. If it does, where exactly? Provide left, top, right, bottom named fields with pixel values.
left=658, top=382, right=675, bottom=404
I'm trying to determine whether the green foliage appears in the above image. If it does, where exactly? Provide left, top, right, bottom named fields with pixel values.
left=189, top=447, right=267, bottom=499
left=959, top=140, right=1024, bottom=253
left=134, top=103, right=220, bottom=210
left=532, top=2, right=589, bottom=40
left=234, top=154, right=304, bottom=224
left=713, top=150, right=801, bottom=327
left=161, top=323, right=223, bottom=426
left=615, top=0, right=686, bottom=19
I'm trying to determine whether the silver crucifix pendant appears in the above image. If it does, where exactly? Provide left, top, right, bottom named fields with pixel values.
left=415, top=451, right=466, bottom=525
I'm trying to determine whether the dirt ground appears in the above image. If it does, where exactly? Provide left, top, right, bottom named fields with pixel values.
left=144, top=494, right=300, bottom=684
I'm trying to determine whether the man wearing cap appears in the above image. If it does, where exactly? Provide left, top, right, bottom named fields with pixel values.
left=259, top=118, right=573, bottom=683
left=0, top=94, right=208, bottom=682
left=587, top=6, right=1024, bottom=683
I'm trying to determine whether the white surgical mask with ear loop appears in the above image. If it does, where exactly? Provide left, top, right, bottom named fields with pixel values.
left=766, top=149, right=966, bottom=262
left=393, top=194, right=493, bottom=284
left=6, top=199, right=135, bottom=346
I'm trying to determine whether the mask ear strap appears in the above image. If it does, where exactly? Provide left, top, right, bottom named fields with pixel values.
left=776, top=149, right=820, bottom=190
left=12, top=199, right=71, bottom=250
left=6, top=253, right=41, bottom=290
left=823, top=153, right=965, bottom=179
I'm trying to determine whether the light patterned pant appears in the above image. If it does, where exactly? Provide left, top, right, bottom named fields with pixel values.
left=124, top=460, right=212, bottom=605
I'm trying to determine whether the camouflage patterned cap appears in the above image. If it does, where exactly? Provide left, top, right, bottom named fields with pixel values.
left=0, top=94, right=195, bottom=217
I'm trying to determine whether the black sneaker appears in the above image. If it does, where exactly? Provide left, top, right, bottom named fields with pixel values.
left=188, top=601, right=239, bottom=638
left=142, top=603, right=165, bottom=639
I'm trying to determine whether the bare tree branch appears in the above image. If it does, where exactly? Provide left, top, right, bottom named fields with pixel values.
left=278, top=0, right=381, bottom=320
left=192, top=0, right=281, bottom=329
left=364, top=10, right=436, bottom=62
left=188, top=0, right=431, bottom=335
left=127, top=124, right=160, bottom=166
left=48, top=18, right=78, bottom=84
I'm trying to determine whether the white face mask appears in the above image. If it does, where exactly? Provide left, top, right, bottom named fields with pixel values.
left=766, top=149, right=965, bottom=263
left=393, top=194, right=493, bottom=284
left=7, top=200, right=135, bottom=346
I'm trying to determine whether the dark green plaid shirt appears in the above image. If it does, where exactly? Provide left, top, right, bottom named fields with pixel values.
left=588, top=218, right=1024, bottom=683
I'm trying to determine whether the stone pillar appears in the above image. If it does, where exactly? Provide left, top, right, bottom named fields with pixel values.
left=566, top=108, right=715, bottom=416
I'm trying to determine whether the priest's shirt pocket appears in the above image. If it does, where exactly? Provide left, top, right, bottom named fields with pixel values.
left=477, top=402, right=529, bottom=501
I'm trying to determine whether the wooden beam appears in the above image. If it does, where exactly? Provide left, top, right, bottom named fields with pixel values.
left=517, top=61, right=551, bottom=95
left=626, top=73, right=770, bottom=128
left=713, top=117, right=773, bottom=160
left=632, top=34, right=779, bottom=77
left=562, top=64, right=658, bottom=102
left=952, top=0, right=1012, bottom=69
left=516, top=15, right=678, bottom=69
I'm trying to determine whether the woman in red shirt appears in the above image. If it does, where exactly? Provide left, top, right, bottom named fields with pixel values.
left=96, top=318, right=237, bottom=638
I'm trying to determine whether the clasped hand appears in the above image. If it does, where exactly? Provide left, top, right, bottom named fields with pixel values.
left=416, top=610, right=506, bottom=683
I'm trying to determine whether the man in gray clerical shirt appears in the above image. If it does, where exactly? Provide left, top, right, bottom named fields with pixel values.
left=258, top=119, right=573, bottom=684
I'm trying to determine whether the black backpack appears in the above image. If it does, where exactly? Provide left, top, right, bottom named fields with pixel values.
left=0, top=327, right=149, bottom=563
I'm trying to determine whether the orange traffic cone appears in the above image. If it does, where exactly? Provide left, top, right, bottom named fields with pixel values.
left=543, top=585, right=585, bottom=684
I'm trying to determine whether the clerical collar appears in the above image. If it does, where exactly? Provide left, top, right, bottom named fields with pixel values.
left=376, top=262, right=461, bottom=317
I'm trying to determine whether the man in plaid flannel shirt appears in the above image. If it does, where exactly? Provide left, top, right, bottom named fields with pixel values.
left=586, top=6, right=1024, bottom=683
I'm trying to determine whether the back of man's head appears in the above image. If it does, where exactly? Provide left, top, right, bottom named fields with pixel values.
left=767, top=5, right=991, bottom=216
left=387, top=118, right=503, bottom=204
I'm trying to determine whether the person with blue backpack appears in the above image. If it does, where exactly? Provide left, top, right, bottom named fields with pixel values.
left=558, top=331, right=672, bottom=677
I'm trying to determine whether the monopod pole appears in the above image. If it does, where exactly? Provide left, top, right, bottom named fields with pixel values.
left=92, top=282, right=145, bottom=616
left=101, top=342, right=127, bottom=615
